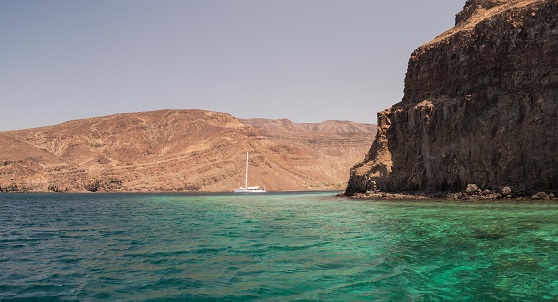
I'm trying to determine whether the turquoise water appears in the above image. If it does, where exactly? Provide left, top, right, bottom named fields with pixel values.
left=1, top=192, right=558, bottom=301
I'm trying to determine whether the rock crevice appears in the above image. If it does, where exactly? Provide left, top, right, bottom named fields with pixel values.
left=346, top=0, right=558, bottom=195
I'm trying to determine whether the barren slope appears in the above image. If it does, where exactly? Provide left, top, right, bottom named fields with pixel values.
left=0, top=109, right=374, bottom=192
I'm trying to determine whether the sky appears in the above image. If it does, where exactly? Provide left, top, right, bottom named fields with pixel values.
left=0, top=0, right=465, bottom=131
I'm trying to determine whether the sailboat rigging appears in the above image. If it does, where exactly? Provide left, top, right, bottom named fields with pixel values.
left=234, top=152, right=266, bottom=193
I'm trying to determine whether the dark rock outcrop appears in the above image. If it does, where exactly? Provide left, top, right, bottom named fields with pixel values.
left=446, top=183, right=557, bottom=200
left=346, top=0, right=558, bottom=195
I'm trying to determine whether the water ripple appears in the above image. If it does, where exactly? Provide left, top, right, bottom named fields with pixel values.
left=2, top=193, right=558, bottom=300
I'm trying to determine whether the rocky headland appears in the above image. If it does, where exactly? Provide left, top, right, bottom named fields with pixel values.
left=0, top=109, right=375, bottom=192
left=345, top=0, right=557, bottom=200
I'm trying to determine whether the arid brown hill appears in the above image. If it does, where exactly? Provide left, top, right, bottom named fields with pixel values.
left=0, top=109, right=375, bottom=192
left=346, top=0, right=557, bottom=195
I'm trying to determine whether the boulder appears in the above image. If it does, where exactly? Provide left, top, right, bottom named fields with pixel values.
left=531, top=192, right=550, bottom=200
left=501, top=186, right=512, bottom=196
left=466, top=184, right=479, bottom=195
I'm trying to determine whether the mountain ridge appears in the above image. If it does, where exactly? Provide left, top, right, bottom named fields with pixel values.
left=0, top=109, right=375, bottom=192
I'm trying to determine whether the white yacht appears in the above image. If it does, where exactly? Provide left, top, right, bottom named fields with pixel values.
left=234, top=152, right=267, bottom=193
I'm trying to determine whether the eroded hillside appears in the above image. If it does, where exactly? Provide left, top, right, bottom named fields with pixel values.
left=0, top=110, right=375, bottom=192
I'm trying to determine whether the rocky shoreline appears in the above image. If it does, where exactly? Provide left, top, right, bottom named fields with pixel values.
left=340, top=183, right=557, bottom=201
left=446, top=184, right=556, bottom=201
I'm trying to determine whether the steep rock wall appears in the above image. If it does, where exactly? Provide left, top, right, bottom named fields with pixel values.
left=347, top=0, right=558, bottom=194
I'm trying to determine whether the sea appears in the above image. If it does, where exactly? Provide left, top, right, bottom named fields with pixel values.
left=1, top=192, right=558, bottom=301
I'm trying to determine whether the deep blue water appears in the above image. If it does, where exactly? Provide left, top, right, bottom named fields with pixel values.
left=1, top=192, right=558, bottom=301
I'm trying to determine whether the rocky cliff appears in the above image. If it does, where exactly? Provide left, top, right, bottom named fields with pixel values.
left=0, top=109, right=374, bottom=192
left=346, top=0, right=557, bottom=195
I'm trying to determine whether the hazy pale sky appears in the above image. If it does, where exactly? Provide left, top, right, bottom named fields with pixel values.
left=0, top=0, right=464, bottom=131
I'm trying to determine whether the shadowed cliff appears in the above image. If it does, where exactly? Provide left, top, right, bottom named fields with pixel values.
left=346, top=0, right=557, bottom=195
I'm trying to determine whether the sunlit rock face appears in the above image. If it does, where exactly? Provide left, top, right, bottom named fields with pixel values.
left=455, top=0, right=510, bottom=25
left=346, top=0, right=558, bottom=194
left=0, top=109, right=376, bottom=192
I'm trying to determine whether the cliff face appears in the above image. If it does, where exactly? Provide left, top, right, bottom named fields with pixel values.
left=0, top=109, right=374, bottom=192
left=346, top=0, right=557, bottom=194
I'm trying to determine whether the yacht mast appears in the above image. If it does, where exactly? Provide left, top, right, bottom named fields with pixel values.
left=245, top=152, right=249, bottom=189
